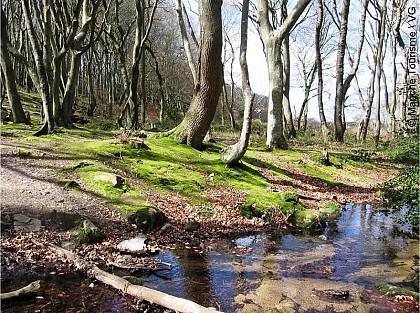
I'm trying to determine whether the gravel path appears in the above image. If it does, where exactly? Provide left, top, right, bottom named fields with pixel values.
left=0, top=141, right=128, bottom=231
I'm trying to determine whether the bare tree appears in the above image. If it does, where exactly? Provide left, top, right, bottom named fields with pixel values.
left=315, top=0, right=329, bottom=142
left=0, top=8, right=30, bottom=124
left=221, top=0, right=254, bottom=165
left=257, top=0, right=312, bottom=150
left=329, top=0, right=369, bottom=142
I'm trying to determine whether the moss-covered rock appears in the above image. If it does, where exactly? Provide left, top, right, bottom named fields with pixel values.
left=78, top=220, right=105, bottom=244
left=93, top=173, right=125, bottom=188
left=378, top=283, right=419, bottom=300
left=281, top=192, right=299, bottom=203
left=185, top=221, right=201, bottom=232
left=293, top=205, right=341, bottom=229
left=127, top=205, right=166, bottom=233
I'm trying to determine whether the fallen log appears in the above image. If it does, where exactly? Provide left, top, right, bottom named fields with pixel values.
left=1, top=280, right=41, bottom=300
left=46, top=243, right=221, bottom=313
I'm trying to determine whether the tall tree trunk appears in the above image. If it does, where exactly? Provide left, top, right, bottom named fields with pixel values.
left=282, top=35, right=296, bottom=138
left=333, top=0, right=350, bottom=142
left=221, top=0, right=254, bottom=165
left=140, top=52, right=146, bottom=126
left=373, top=0, right=386, bottom=146
left=61, top=52, right=82, bottom=127
left=315, top=0, right=328, bottom=142
left=121, top=0, right=157, bottom=130
left=222, top=81, right=236, bottom=129
left=298, top=62, right=316, bottom=131
left=266, top=44, right=288, bottom=149
left=87, top=52, right=96, bottom=118
left=0, top=8, right=30, bottom=124
left=21, top=0, right=54, bottom=136
left=173, top=0, right=223, bottom=149
left=257, top=0, right=312, bottom=150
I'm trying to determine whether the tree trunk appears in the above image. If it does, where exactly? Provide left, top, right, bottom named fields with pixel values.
left=281, top=17, right=296, bottom=138
left=373, top=0, right=387, bottom=146
left=333, top=0, right=350, bottom=142
left=266, top=43, right=288, bottom=149
left=21, top=0, right=54, bottom=136
left=221, top=0, right=254, bottom=165
left=315, top=0, right=328, bottom=143
left=61, top=52, right=82, bottom=127
left=0, top=8, right=30, bottom=124
left=87, top=52, right=96, bottom=118
left=173, top=0, right=223, bottom=149
left=257, top=0, right=312, bottom=150
left=297, top=62, right=316, bottom=131
left=222, top=82, right=236, bottom=129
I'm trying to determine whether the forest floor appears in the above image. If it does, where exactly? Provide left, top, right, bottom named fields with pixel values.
left=0, top=123, right=415, bottom=312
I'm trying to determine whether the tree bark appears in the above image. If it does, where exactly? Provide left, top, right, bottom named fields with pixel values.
left=0, top=8, right=30, bottom=124
left=333, top=0, right=350, bottom=142
left=333, top=0, right=368, bottom=142
left=21, top=0, right=54, bottom=136
left=221, top=0, right=254, bottom=165
left=257, top=0, right=312, bottom=149
left=373, top=0, right=387, bottom=146
left=61, top=52, right=82, bottom=127
left=173, top=0, right=223, bottom=149
left=175, top=0, right=198, bottom=86
left=315, top=0, right=329, bottom=142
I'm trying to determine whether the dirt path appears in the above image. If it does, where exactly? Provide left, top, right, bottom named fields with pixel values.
left=1, top=141, right=131, bottom=234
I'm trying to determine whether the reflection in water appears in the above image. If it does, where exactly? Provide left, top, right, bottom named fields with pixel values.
left=142, top=205, right=418, bottom=312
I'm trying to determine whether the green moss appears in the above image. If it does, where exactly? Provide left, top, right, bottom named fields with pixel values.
left=77, top=220, right=105, bottom=244
left=378, top=283, right=419, bottom=300
left=126, top=205, right=166, bottom=233
left=319, top=202, right=341, bottom=212
left=18, top=148, right=31, bottom=157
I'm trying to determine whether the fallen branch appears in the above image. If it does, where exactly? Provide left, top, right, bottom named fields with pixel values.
left=45, top=243, right=221, bottom=313
left=1, top=280, right=41, bottom=300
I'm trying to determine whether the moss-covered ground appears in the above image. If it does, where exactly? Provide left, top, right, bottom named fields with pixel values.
left=0, top=90, right=403, bottom=226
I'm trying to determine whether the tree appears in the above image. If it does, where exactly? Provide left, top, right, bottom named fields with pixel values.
left=315, top=0, right=329, bottom=142
left=126, top=0, right=158, bottom=129
left=257, top=0, right=312, bottom=150
left=221, top=0, right=254, bottom=165
left=0, top=8, right=30, bottom=124
left=173, top=0, right=223, bottom=149
left=21, top=0, right=54, bottom=135
left=354, top=0, right=387, bottom=143
left=330, top=0, right=369, bottom=142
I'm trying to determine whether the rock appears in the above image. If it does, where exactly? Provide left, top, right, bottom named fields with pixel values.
left=78, top=220, right=105, bottom=244
left=185, top=221, right=201, bottom=232
left=60, top=240, right=79, bottom=250
left=117, top=233, right=148, bottom=253
left=281, top=192, right=299, bottom=203
left=64, top=180, right=81, bottom=190
left=93, top=173, right=125, bottom=188
left=159, top=223, right=174, bottom=233
left=13, top=214, right=41, bottom=232
left=293, top=206, right=341, bottom=229
left=127, top=206, right=166, bottom=233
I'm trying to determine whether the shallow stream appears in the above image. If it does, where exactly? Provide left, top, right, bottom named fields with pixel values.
left=141, top=204, right=418, bottom=312
left=2, top=204, right=418, bottom=312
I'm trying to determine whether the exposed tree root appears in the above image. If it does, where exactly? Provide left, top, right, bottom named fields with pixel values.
left=1, top=280, right=41, bottom=300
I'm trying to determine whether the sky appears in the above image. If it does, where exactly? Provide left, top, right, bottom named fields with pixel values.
left=185, top=0, right=418, bottom=124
